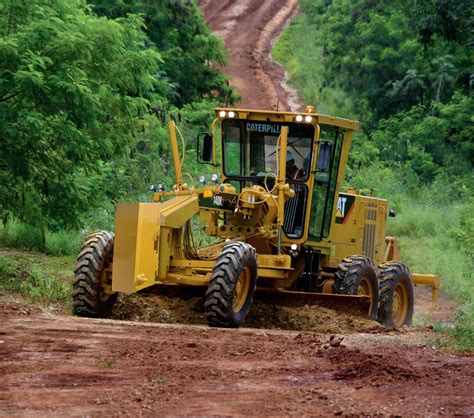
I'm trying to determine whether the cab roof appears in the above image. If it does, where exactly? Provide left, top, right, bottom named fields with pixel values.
left=215, top=107, right=359, bottom=131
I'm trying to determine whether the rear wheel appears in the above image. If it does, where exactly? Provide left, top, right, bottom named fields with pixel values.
left=332, top=255, right=379, bottom=320
left=205, top=242, right=257, bottom=328
left=378, top=262, right=414, bottom=327
left=72, top=231, right=117, bottom=317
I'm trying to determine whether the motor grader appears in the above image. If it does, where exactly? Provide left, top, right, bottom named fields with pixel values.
left=72, top=106, right=440, bottom=328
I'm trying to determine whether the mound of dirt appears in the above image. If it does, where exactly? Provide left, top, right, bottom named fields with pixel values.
left=327, top=347, right=422, bottom=385
left=111, top=294, right=205, bottom=325
left=0, top=302, right=41, bottom=317
left=111, top=293, right=381, bottom=334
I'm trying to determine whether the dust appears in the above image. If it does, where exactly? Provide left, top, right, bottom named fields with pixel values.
left=111, top=293, right=381, bottom=334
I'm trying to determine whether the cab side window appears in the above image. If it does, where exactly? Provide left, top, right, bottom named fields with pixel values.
left=309, top=126, right=343, bottom=240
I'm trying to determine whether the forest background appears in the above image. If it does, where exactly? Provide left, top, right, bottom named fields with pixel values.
left=0, top=0, right=472, bottom=349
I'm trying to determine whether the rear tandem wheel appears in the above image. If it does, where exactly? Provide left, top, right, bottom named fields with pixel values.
left=378, top=262, right=415, bottom=327
left=332, top=255, right=380, bottom=320
left=204, top=242, right=258, bottom=328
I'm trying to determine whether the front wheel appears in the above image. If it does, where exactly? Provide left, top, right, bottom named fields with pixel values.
left=332, top=255, right=379, bottom=320
left=72, top=231, right=117, bottom=317
left=378, top=262, right=414, bottom=327
left=204, top=242, right=257, bottom=328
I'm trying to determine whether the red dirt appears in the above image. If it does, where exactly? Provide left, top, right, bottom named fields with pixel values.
left=1, top=305, right=473, bottom=417
left=200, top=0, right=303, bottom=112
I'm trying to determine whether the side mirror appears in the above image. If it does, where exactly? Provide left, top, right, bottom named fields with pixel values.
left=389, top=209, right=396, bottom=217
left=316, top=141, right=332, bottom=172
left=197, top=132, right=213, bottom=163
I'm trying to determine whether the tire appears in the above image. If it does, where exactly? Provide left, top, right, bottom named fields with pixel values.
left=332, top=255, right=379, bottom=320
left=204, top=242, right=258, bottom=328
left=378, top=262, right=414, bottom=327
left=72, top=231, right=117, bottom=317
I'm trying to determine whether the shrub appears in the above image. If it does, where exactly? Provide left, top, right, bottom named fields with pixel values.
left=0, top=220, right=82, bottom=256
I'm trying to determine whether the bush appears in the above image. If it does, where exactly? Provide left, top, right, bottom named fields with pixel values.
left=0, top=220, right=83, bottom=256
left=0, top=254, right=71, bottom=306
left=18, top=267, right=70, bottom=304
left=0, top=222, right=43, bottom=251
left=0, top=256, right=17, bottom=279
left=452, top=303, right=474, bottom=351
left=434, top=303, right=474, bottom=352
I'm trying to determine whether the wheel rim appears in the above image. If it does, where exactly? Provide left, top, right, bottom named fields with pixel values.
left=392, top=281, right=409, bottom=326
left=357, top=277, right=373, bottom=296
left=233, top=266, right=251, bottom=313
left=358, top=276, right=374, bottom=312
left=99, top=255, right=113, bottom=302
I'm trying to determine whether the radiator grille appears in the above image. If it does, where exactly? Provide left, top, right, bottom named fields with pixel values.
left=284, top=184, right=306, bottom=238
left=363, top=204, right=377, bottom=259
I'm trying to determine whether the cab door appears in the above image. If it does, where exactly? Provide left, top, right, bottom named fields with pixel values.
left=308, top=126, right=344, bottom=241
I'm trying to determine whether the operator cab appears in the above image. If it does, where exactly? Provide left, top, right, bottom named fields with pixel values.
left=199, top=108, right=358, bottom=244
left=222, top=118, right=313, bottom=238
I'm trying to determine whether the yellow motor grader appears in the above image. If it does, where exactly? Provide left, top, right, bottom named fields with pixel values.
left=72, top=106, right=440, bottom=328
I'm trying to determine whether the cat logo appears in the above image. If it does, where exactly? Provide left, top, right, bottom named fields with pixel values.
left=336, top=196, right=347, bottom=218
left=335, top=194, right=355, bottom=224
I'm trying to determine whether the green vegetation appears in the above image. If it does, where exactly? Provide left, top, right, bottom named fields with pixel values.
left=275, top=0, right=473, bottom=350
left=0, top=0, right=234, bottom=250
left=0, top=220, right=83, bottom=256
left=0, top=0, right=229, bottom=311
left=0, top=252, right=73, bottom=309
left=99, top=356, right=118, bottom=368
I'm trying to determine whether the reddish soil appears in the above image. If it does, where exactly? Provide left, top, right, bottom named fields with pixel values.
left=1, top=301, right=473, bottom=417
left=200, top=0, right=303, bottom=112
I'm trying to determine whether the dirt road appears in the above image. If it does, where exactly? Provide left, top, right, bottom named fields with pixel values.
left=1, top=302, right=473, bottom=417
left=200, top=0, right=303, bottom=111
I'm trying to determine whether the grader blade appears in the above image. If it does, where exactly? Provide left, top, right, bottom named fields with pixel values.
left=254, top=289, right=372, bottom=318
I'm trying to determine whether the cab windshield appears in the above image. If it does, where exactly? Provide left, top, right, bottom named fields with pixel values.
left=222, top=119, right=314, bottom=181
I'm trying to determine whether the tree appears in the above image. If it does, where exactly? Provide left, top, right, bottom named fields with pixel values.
left=0, top=0, right=161, bottom=240
left=389, top=69, right=427, bottom=107
left=432, top=55, right=455, bottom=102
left=89, top=0, right=238, bottom=106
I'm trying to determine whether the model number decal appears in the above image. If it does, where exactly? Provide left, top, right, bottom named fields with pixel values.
left=213, top=195, right=223, bottom=206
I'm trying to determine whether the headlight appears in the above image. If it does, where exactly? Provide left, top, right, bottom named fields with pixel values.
left=219, top=110, right=226, bottom=117
left=295, top=115, right=303, bottom=122
left=150, top=183, right=166, bottom=192
left=228, top=111, right=235, bottom=118
left=211, top=173, right=219, bottom=183
left=305, top=115, right=312, bottom=123
left=199, top=175, right=206, bottom=184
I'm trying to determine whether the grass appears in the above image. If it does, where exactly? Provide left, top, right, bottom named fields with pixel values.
left=433, top=303, right=474, bottom=352
left=272, top=14, right=357, bottom=118
left=0, top=221, right=84, bottom=256
left=377, top=189, right=472, bottom=351
left=99, top=357, right=118, bottom=368
left=0, top=251, right=74, bottom=312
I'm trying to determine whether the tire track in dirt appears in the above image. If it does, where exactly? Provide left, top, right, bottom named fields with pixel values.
left=200, top=0, right=302, bottom=111
left=1, top=311, right=473, bottom=416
